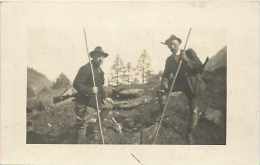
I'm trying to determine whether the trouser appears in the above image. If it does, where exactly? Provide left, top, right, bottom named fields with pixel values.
left=73, top=103, right=98, bottom=143
left=73, top=102, right=110, bottom=143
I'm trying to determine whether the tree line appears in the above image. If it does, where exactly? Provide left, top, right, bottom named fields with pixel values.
left=108, top=49, right=153, bottom=87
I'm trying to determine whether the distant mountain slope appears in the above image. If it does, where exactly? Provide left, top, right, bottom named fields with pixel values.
left=52, top=73, right=71, bottom=89
left=27, top=67, right=52, bottom=95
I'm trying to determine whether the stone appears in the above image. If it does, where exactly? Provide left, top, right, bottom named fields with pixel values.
left=141, top=92, right=191, bottom=144
left=113, top=95, right=152, bottom=110
left=115, top=88, right=144, bottom=99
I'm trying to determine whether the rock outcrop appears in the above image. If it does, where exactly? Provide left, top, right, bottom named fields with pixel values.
left=191, top=46, right=227, bottom=144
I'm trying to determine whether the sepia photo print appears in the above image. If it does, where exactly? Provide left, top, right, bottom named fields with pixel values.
left=25, top=3, right=227, bottom=145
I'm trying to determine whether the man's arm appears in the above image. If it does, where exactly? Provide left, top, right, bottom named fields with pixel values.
left=162, top=57, right=171, bottom=79
left=161, top=58, right=171, bottom=91
left=73, top=65, right=93, bottom=96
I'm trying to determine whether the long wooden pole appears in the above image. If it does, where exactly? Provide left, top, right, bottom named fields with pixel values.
left=83, top=28, right=105, bottom=144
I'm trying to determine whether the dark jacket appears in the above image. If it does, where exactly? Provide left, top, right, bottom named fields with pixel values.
left=162, top=48, right=203, bottom=100
left=162, top=54, right=190, bottom=94
left=73, top=62, right=105, bottom=108
left=161, top=53, right=193, bottom=100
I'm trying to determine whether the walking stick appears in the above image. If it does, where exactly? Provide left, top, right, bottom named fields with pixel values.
left=83, top=28, right=105, bottom=144
left=152, top=28, right=192, bottom=144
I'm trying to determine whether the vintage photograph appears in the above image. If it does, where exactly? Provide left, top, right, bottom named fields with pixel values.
left=25, top=3, right=227, bottom=145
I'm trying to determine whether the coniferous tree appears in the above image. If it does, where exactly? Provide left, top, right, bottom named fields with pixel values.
left=136, top=49, right=153, bottom=84
left=110, top=55, right=125, bottom=87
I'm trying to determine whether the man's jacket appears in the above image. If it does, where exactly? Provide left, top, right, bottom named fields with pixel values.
left=161, top=48, right=202, bottom=100
left=73, top=62, right=105, bottom=108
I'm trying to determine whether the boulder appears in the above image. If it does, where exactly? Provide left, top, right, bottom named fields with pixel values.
left=114, top=88, right=144, bottom=99
left=113, top=95, right=153, bottom=110
left=142, top=92, right=191, bottom=144
left=113, top=96, right=160, bottom=133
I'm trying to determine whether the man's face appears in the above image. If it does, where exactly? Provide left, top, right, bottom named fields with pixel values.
left=93, top=56, right=104, bottom=66
left=168, top=39, right=181, bottom=54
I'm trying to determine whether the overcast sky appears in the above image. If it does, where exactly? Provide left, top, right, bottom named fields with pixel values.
left=23, top=2, right=227, bottom=81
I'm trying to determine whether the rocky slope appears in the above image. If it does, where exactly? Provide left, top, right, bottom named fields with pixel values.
left=27, top=67, right=52, bottom=97
left=26, top=46, right=227, bottom=144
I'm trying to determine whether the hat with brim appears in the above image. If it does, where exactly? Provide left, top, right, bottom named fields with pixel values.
left=89, top=46, right=109, bottom=58
left=161, top=34, right=182, bottom=46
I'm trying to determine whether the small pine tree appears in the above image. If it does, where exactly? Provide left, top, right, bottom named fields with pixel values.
left=110, top=55, right=125, bottom=87
left=120, top=62, right=134, bottom=86
left=136, top=49, right=153, bottom=84
left=126, top=62, right=133, bottom=85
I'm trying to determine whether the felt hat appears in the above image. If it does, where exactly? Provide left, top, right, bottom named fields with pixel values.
left=161, top=34, right=182, bottom=46
left=89, top=46, right=109, bottom=58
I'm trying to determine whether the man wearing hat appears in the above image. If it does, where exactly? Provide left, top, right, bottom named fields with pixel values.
left=161, top=34, right=194, bottom=99
left=160, top=34, right=204, bottom=143
left=73, top=46, right=109, bottom=143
